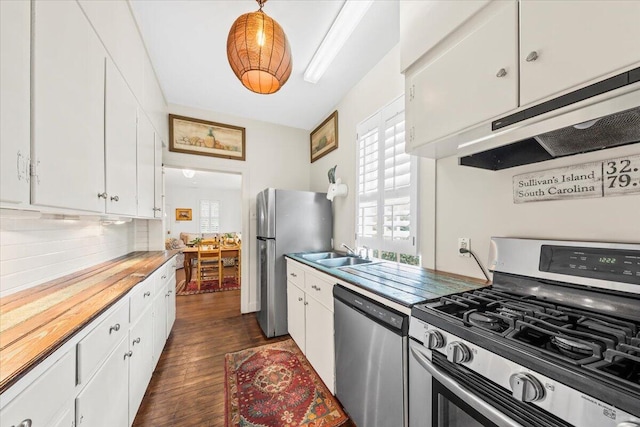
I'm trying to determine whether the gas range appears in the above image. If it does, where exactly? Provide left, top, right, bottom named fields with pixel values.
left=409, top=238, right=640, bottom=427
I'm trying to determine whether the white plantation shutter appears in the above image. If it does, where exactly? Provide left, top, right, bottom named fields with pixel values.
left=200, top=200, right=220, bottom=233
left=356, top=95, right=417, bottom=255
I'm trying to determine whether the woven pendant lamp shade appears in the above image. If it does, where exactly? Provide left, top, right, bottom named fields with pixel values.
left=227, top=2, right=292, bottom=94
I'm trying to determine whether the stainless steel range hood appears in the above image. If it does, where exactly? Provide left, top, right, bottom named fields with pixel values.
left=415, top=66, right=640, bottom=171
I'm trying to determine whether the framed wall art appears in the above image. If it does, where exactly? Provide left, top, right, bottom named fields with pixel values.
left=175, top=208, right=192, bottom=221
left=310, top=110, right=338, bottom=163
left=169, top=114, right=246, bottom=161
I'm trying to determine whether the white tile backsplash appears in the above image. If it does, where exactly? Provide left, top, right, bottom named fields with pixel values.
left=0, top=216, right=136, bottom=297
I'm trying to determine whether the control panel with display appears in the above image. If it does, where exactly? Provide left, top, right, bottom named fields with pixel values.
left=539, top=245, right=640, bottom=285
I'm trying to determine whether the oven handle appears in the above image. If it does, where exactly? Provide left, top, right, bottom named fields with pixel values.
left=410, top=345, right=523, bottom=427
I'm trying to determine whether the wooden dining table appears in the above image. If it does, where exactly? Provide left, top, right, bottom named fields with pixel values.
left=183, top=244, right=241, bottom=284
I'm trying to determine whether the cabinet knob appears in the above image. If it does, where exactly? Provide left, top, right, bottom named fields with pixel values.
left=153, top=207, right=161, bottom=212
left=290, top=272, right=297, bottom=277
left=110, top=195, right=119, bottom=202
left=144, top=291, right=151, bottom=297
left=304, top=301, right=309, bottom=306
left=97, top=192, right=108, bottom=199
left=133, top=337, right=141, bottom=345
left=298, top=297, right=303, bottom=302
left=496, top=68, right=507, bottom=78
left=525, top=51, right=539, bottom=62
left=109, top=323, right=120, bottom=334
left=12, top=419, right=32, bottom=427
left=124, top=350, right=133, bottom=359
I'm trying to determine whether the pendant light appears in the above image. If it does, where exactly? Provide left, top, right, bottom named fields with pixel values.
left=227, top=0, right=292, bottom=94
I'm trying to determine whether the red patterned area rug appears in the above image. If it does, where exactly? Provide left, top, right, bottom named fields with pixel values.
left=177, top=278, right=240, bottom=296
left=225, top=339, right=348, bottom=427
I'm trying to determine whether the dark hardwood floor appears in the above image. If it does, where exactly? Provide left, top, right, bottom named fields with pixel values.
left=132, top=269, right=353, bottom=427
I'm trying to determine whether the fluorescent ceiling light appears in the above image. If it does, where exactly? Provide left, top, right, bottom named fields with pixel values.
left=304, top=0, right=373, bottom=84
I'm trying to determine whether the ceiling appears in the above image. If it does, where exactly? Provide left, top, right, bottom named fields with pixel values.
left=130, top=0, right=399, bottom=130
left=164, top=167, right=242, bottom=190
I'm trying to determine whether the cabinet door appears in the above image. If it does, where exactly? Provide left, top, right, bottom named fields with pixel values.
left=400, top=0, right=489, bottom=72
left=407, top=0, right=517, bottom=149
left=137, top=112, right=156, bottom=218
left=51, top=404, right=74, bottom=427
left=153, top=134, right=163, bottom=218
left=152, top=289, right=168, bottom=366
left=76, top=336, right=129, bottom=427
left=105, top=59, right=138, bottom=216
left=0, top=0, right=30, bottom=206
left=305, top=297, right=335, bottom=394
left=286, top=282, right=306, bottom=353
left=166, top=278, right=176, bottom=337
left=129, top=307, right=153, bottom=426
left=32, top=0, right=106, bottom=213
left=520, top=0, right=640, bottom=106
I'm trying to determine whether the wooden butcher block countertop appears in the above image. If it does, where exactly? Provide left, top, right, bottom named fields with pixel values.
left=0, top=250, right=177, bottom=394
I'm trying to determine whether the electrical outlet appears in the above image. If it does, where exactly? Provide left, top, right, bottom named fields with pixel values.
left=458, top=238, right=471, bottom=257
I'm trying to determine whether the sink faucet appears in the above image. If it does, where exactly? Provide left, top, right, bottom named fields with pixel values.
left=341, top=243, right=357, bottom=256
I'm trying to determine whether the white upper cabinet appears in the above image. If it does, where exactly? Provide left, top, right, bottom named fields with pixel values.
left=407, top=1, right=518, bottom=148
left=400, top=0, right=490, bottom=72
left=137, top=113, right=156, bottom=218
left=105, top=60, right=138, bottom=216
left=154, top=135, right=163, bottom=218
left=31, top=0, right=106, bottom=212
left=519, top=0, right=640, bottom=106
left=78, top=0, right=145, bottom=99
left=0, top=0, right=30, bottom=206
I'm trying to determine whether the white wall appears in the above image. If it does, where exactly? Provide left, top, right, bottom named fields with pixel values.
left=163, top=104, right=311, bottom=313
left=309, top=45, right=437, bottom=267
left=0, top=216, right=134, bottom=297
left=165, top=186, right=241, bottom=237
left=436, top=143, right=640, bottom=280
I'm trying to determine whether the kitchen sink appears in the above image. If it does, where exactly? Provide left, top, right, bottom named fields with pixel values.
left=315, top=257, right=372, bottom=268
left=301, top=251, right=347, bottom=261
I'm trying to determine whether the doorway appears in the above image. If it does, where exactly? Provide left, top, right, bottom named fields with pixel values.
left=164, top=167, right=243, bottom=309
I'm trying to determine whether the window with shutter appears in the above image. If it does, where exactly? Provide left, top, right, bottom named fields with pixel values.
left=356, top=95, right=418, bottom=259
left=199, top=200, right=220, bottom=233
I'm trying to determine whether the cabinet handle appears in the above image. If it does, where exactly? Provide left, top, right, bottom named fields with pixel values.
left=97, top=192, right=108, bottom=199
left=133, top=337, right=141, bottom=345
left=168, top=290, right=173, bottom=294
left=161, top=275, right=167, bottom=279
left=13, top=419, right=32, bottom=427
left=290, top=272, right=297, bottom=277
left=525, top=51, right=539, bottom=62
left=109, top=323, right=121, bottom=334
left=110, top=195, right=119, bottom=202
left=144, top=291, right=151, bottom=297
left=298, top=297, right=303, bottom=302
left=17, top=151, right=25, bottom=181
left=153, top=207, right=162, bottom=212
left=496, top=68, right=507, bottom=78
left=124, top=350, right=133, bottom=359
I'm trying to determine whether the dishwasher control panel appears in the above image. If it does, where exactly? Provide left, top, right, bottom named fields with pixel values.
left=334, top=285, right=408, bottom=333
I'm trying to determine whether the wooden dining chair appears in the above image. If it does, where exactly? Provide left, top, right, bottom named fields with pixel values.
left=196, top=239, right=220, bottom=291
left=220, top=243, right=241, bottom=288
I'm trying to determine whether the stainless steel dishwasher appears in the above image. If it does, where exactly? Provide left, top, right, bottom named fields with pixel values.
left=333, top=284, right=408, bottom=427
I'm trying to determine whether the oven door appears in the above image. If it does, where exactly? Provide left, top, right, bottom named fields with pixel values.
left=410, top=339, right=522, bottom=427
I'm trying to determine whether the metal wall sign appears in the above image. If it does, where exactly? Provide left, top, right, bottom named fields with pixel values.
left=513, top=154, right=640, bottom=203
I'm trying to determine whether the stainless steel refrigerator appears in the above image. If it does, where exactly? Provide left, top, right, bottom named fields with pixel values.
left=256, top=188, right=333, bottom=337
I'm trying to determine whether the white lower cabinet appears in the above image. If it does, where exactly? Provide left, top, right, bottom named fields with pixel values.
left=0, top=351, right=75, bottom=427
left=76, top=336, right=130, bottom=427
left=0, top=258, right=177, bottom=427
left=129, top=307, right=154, bottom=425
left=286, top=259, right=335, bottom=394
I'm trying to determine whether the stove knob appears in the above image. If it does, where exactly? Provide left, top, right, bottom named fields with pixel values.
left=509, top=373, right=545, bottom=403
left=446, top=342, right=472, bottom=364
left=424, top=330, right=445, bottom=349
